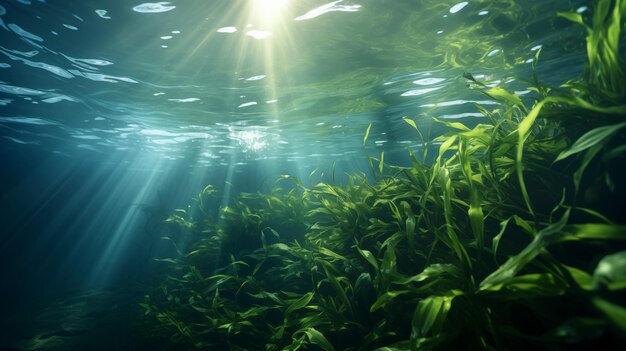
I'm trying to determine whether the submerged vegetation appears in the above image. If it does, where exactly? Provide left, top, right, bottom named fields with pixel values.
left=140, top=1, right=626, bottom=350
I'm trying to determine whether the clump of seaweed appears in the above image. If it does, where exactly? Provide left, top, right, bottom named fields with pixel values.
left=140, top=1, right=626, bottom=350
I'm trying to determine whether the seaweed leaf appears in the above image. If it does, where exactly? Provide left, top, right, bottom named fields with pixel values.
left=286, top=292, right=314, bottom=316
left=370, top=290, right=411, bottom=312
left=555, top=122, right=626, bottom=162
left=411, top=290, right=461, bottom=342
left=403, top=116, right=418, bottom=131
left=592, top=250, right=626, bottom=290
left=593, top=298, right=626, bottom=332
left=557, top=11, right=585, bottom=25
left=304, top=328, right=335, bottom=351
left=480, top=210, right=570, bottom=290
left=364, top=123, right=373, bottom=145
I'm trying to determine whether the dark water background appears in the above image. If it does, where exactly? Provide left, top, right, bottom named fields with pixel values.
left=0, top=0, right=591, bottom=349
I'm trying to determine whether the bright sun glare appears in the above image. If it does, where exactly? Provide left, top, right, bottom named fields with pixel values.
left=257, top=0, right=288, bottom=13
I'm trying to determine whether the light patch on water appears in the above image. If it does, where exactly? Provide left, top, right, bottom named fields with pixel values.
left=63, top=54, right=113, bottom=69
left=531, top=45, right=542, bottom=51
left=487, top=49, right=500, bottom=57
left=238, top=101, right=258, bottom=108
left=478, top=10, right=488, bottom=15
left=151, top=138, right=178, bottom=145
left=0, top=48, right=74, bottom=78
left=76, top=144, right=101, bottom=152
left=0, top=98, right=12, bottom=105
left=133, top=2, right=176, bottom=13
left=1, top=48, right=39, bottom=57
left=94, top=117, right=106, bottom=121
left=0, top=63, right=9, bottom=68
left=439, top=112, right=484, bottom=119
left=153, top=92, right=165, bottom=96
left=246, top=75, right=266, bottom=81
left=401, top=86, right=442, bottom=97
left=295, top=0, right=361, bottom=21
left=173, top=133, right=210, bottom=143
left=41, top=95, right=75, bottom=103
left=8, top=23, right=43, bottom=42
left=63, top=24, right=78, bottom=30
left=413, top=77, right=445, bottom=85
left=4, top=136, right=37, bottom=145
left=167, top=97, right=200, bottom=102
left=246, top=30, right=272, bottom=39
left=217, top=26, right=237, bottom=33
left=576, top=6, right=588, bottom=13
left=0, top=116, right=58, bottom=125
left=514, top=90, right=531, bottom=95
left=72, top=134, right=101, bottom=140
left=171, top=30, right=180, bottom=34
left=31, top=61, right=73, bottom=78
left=229, top=127, right=270, bottom=152
left=266, top=99, right=278, bottom=103
left=420, top=99, right=498, bottom=107
left=449, top=2, right=469, bottom=14
left=0, top=83, right=45, bottom=95
left=141, top=129, right=179, bottom=137
left=436, top=30, right=443, bottom=34
left=96, top=9, right=111, bottom=19
left=160, top=35, right=173, bottom=40
left=161, top=45, right=168, bottom=48
left=69, top=69, right=137, bottom=83
left=200, top=151, right=218, bottom=159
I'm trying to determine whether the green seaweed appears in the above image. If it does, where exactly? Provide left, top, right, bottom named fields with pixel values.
left=140, top=1, right=626, bottom=350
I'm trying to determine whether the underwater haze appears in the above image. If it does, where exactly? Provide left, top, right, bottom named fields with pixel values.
left=1, top=0, right=625, bottom=350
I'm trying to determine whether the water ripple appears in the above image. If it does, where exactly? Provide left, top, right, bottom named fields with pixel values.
left=95, top=10, right=111, bottom=19
left=68, top=69, right=137, bottom=83
left=0, top=116, right=59, bottom=126
left=8, top=23, right=43, bottom=42
left=295, top=0, right=361, bottom=21
left=132, top=2, right=176, bottom=14
left=0, top=0, right=591, bottom=167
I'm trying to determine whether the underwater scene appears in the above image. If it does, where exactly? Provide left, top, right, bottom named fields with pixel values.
left=1, top=0, right=625, bottom=350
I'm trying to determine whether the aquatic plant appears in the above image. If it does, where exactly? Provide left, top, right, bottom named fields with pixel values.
left=140, top=1, right=626, bottom=350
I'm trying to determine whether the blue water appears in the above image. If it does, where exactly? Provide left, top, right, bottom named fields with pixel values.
left=0, top=0, right=591, bottom=349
